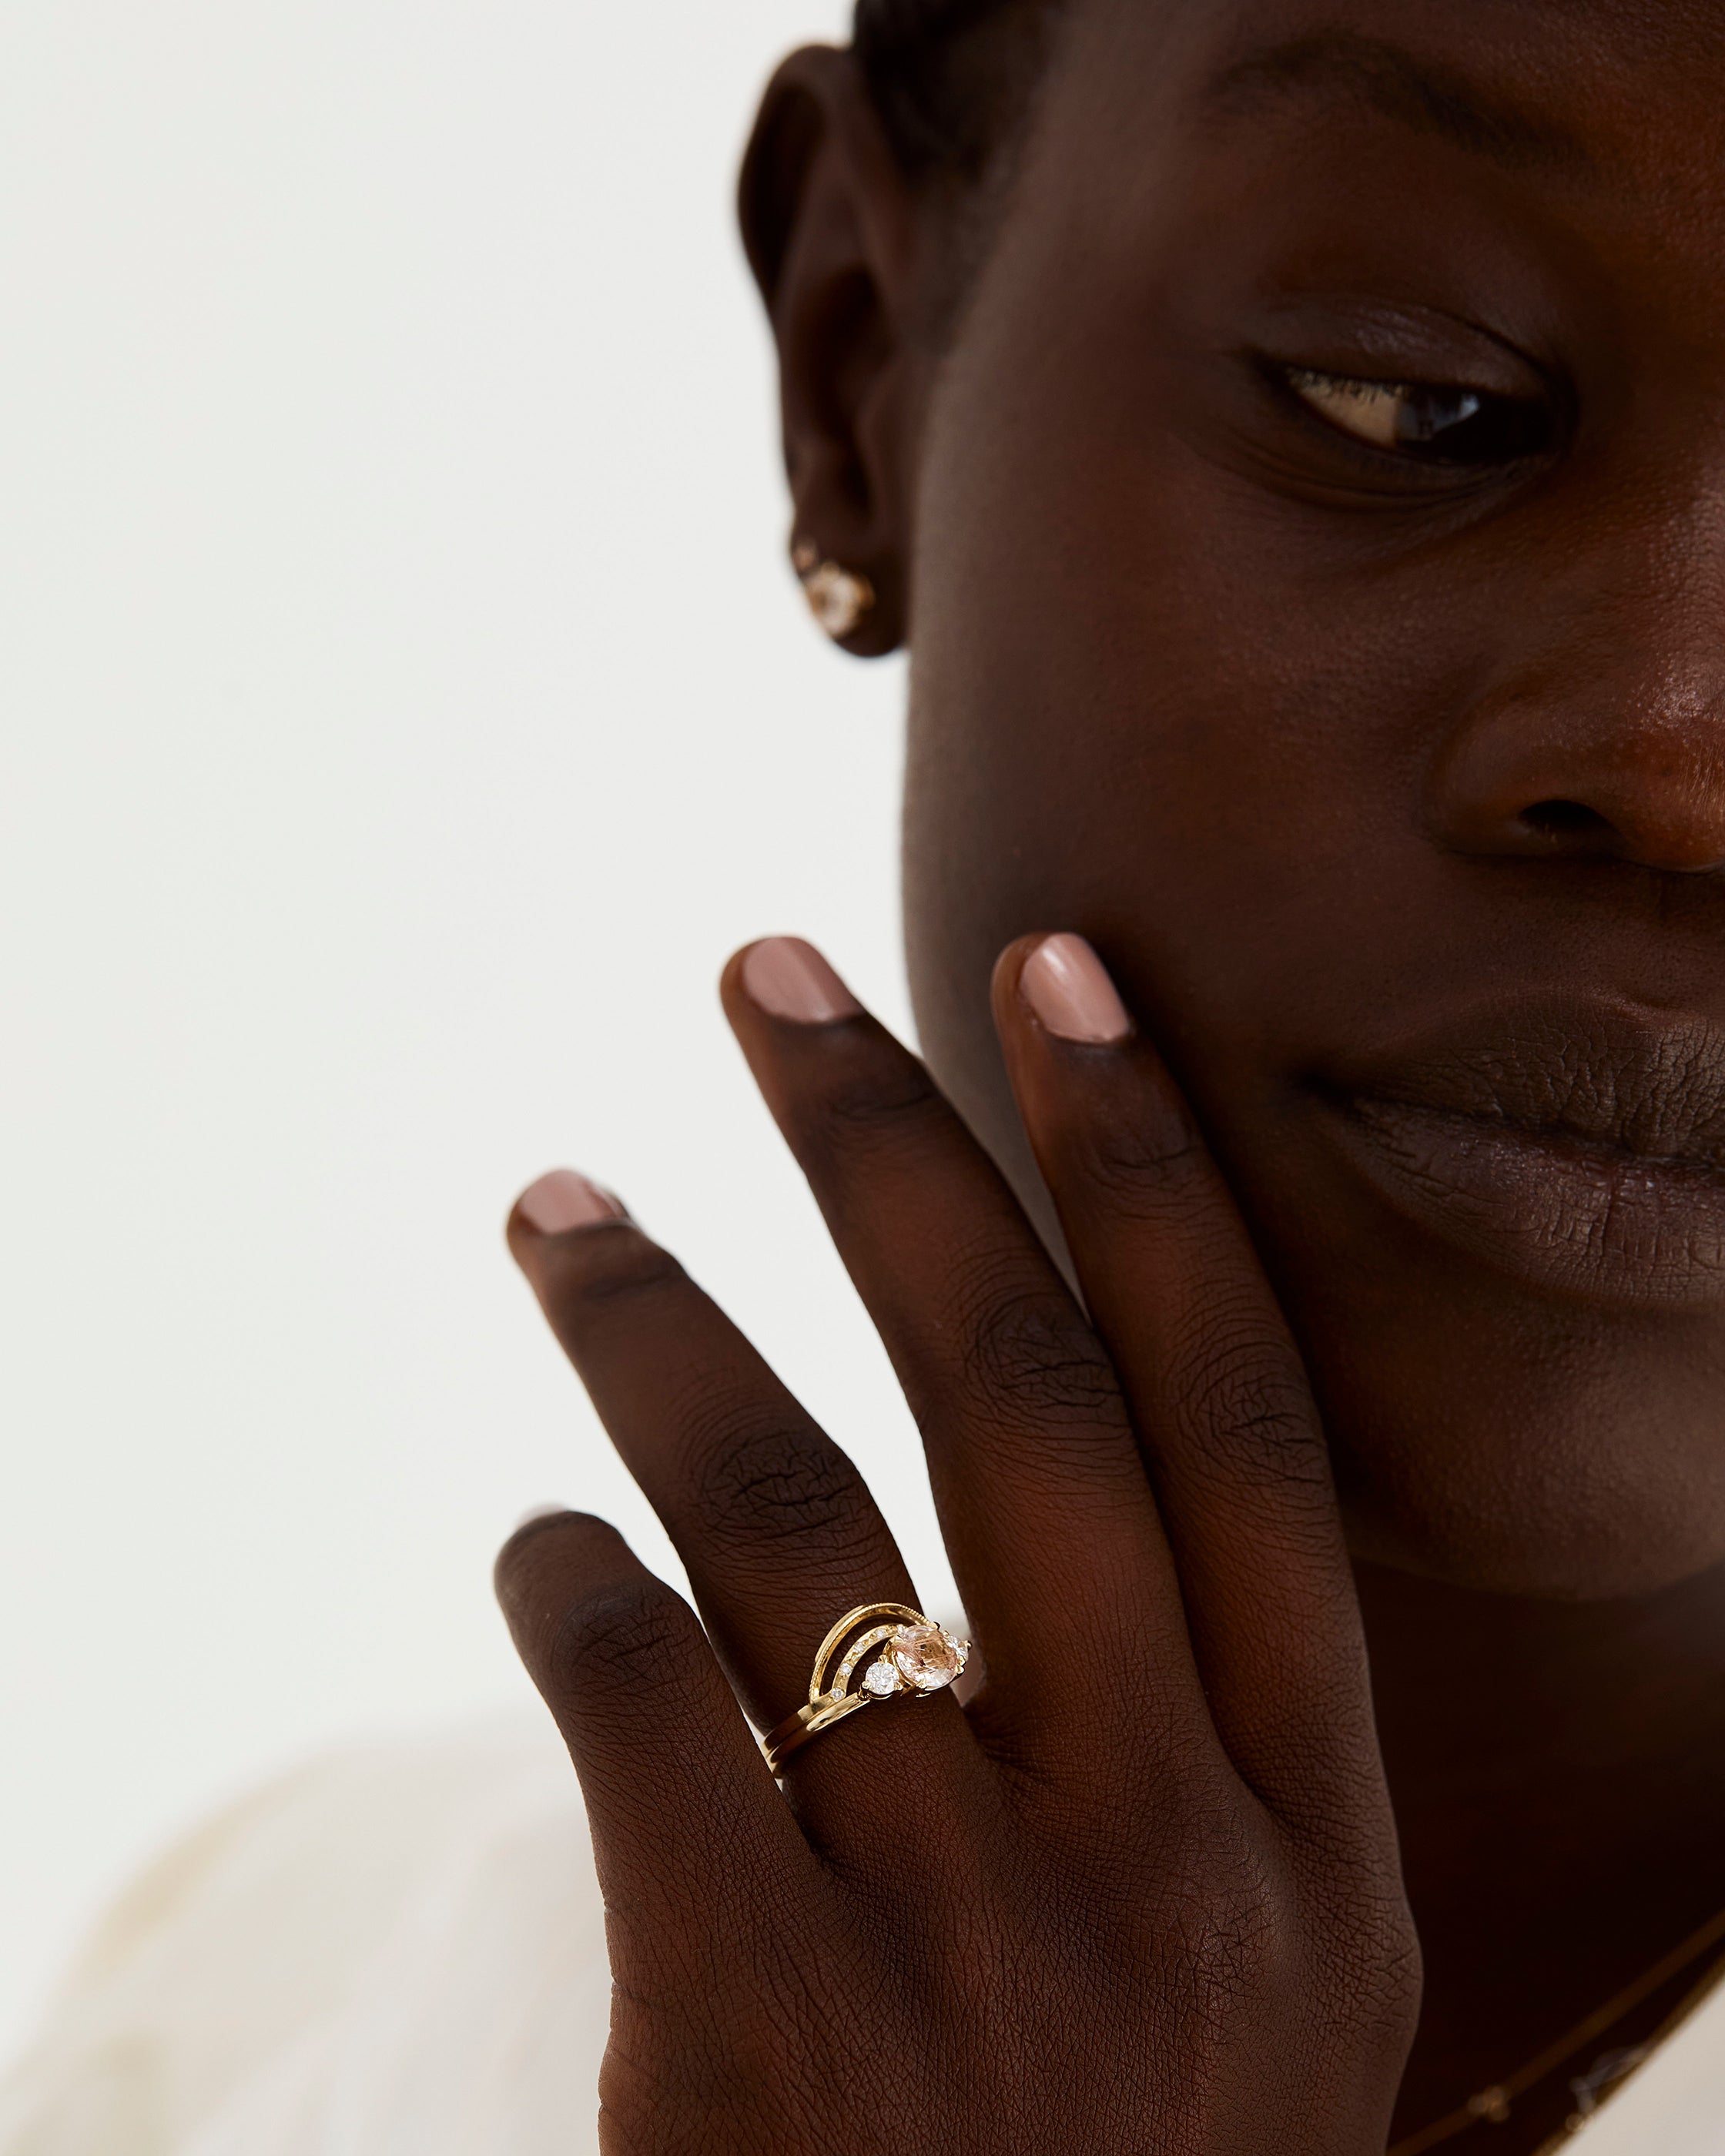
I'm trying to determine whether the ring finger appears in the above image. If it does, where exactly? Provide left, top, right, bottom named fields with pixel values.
left=506, top=1172, right=977, bottom=1809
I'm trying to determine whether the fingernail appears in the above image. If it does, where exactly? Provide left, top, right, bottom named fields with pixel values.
left=1018, top=935, right=1134, bottom=1045
left=515, top=1169, right=625, bottom=1235
left=741, top=937, right=863, bottom=1025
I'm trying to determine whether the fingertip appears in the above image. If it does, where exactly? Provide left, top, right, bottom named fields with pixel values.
left=992, top=937, right=1198, bottom=1175
left=513, top=1500, right=575, bottom=1531
left=990, top=934, right=1053, bottom=1029
left=494, top=1508, right=639, bottom=1625
left=725, top=936, right=864, bottom=1029
left=507, top=1170, right=628, bottom=1257
left=1013, top=933, right=1135, bottom=1047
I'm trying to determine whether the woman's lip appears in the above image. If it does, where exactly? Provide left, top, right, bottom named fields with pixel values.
left=1320, top=1094, right=1725, bottom=1304
left=1308, top=999, right=1725, bottom=1304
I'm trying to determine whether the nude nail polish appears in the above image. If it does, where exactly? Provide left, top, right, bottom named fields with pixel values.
left=742, top=937, right=864, bottom=1025
left=516, top=1169, right=625, bottom=1235
left=1017, top=934, right=1134, bottom=1044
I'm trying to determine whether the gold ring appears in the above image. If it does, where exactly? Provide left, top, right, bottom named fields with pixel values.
left=762, top=1603, right=970, bottom=1777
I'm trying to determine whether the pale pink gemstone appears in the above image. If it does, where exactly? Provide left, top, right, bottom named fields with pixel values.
left=888, top=1625, right=964, bottom=1693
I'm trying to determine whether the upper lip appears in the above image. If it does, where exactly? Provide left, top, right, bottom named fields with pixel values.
left=1316, top=996, right=1725, bottom=1173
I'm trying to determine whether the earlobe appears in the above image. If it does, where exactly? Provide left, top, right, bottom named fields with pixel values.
left=739, top=46, right=923, bottom=657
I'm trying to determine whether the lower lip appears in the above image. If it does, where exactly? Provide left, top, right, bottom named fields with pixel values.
left=1318, top=1093, right=1725, bottom=1305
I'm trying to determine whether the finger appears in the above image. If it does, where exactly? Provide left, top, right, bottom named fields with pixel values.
left=506, top=1173, right=973, bottom=1803
left=495, top=1511, right=813, bottom=1981
left=994, top=934, right=1382, bottom=1813
left=722, top=939, right=1203, bottom=1759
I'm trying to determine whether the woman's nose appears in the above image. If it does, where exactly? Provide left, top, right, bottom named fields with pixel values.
left=1429, top=686, right=1725, bottom=874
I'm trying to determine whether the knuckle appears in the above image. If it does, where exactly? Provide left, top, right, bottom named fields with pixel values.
left=957, top=1274, right=1126, bottom=1436
left=683, top=1414, right=879, bottom=1562
left=1168, top=1841, right=1321, bottom=2008
left=494, top=1508, right=615, bottom=1603
left=538, top=1227, right=693, bottom=1331
left=1362, top=1923, right=1426, bottom=2040
left=1061, top=1108, right=1211, bottom=1217
left=1343, top=1891, right=1424, bottom=1999
left=1172, top=1322, right=1327, bottom=1493
left=1118, top=1834, right=1285, bottom=2038
left=548, top=1575, right=704, bottom=1701
left=1285, top=1868, right=1423, bottom=2051
left=782, top=1056, right=950, bottom=1176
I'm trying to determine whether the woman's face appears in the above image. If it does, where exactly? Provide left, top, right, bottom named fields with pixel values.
left=900, top=0, right=1725, bottom=1599
left=766, top=0, right=1725, bottom=1598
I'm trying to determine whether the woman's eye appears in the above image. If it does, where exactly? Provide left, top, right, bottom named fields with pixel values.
left=1282, top=367, right=1552, bottom=466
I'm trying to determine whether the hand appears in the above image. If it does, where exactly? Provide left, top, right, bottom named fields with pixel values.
left=497, top=933, right=1419, bottom=2154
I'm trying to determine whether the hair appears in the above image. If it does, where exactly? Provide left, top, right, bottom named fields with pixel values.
left=853, top=0, right=1058, bottom=184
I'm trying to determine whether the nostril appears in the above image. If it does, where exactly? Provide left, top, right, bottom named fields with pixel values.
left=1519, top=798, right=1617, bottom=844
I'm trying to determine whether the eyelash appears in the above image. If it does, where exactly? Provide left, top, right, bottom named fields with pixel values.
left=1280, top=365, right=1556, bottom=468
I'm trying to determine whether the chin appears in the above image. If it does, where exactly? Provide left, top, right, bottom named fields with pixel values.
left=1242, top=1099, right=1725, bottom=1604
left=1319, top=1355, right=1725, bottom=1604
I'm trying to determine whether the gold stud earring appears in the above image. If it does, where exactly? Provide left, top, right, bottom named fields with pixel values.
left=793, top=541, right=876, bottom=641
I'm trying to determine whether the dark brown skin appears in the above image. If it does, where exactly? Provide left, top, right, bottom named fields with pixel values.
left=498, top=2, right=1725, bottom=2148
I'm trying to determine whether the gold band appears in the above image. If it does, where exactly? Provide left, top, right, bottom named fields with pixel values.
left=762, top=1603, right=970, bottom=1777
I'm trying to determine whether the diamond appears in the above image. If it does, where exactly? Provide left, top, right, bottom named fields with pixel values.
left=802, top=562, right=873, bottom=640
left=862, top=1658, right=903, bottom=1698
left=888, top=1625, right=966, bottom=1693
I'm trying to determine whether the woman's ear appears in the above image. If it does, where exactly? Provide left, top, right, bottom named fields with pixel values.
left=739, top=46, right=926, bottom=656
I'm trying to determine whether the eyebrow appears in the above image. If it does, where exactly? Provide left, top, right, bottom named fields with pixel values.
left=1204, top=31, right=1596, bottom=179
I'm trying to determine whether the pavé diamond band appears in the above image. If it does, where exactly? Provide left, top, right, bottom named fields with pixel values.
left=761, top=1602, right=970, bottom=1777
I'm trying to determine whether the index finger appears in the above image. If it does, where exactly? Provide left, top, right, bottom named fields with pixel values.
left=993, top=934, right=1383, bottom=1822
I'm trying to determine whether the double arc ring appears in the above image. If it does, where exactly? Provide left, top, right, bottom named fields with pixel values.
left=762, top=1603, right=970, bottom=1777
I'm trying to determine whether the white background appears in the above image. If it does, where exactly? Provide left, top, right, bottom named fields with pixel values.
left=0, top=0, right=951, bottom=2061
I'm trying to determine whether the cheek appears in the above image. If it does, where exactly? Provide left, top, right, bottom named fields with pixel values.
left=906, top=303, right=1484, bottom=1046
left=903, top=306, right=1725, bottom=1598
